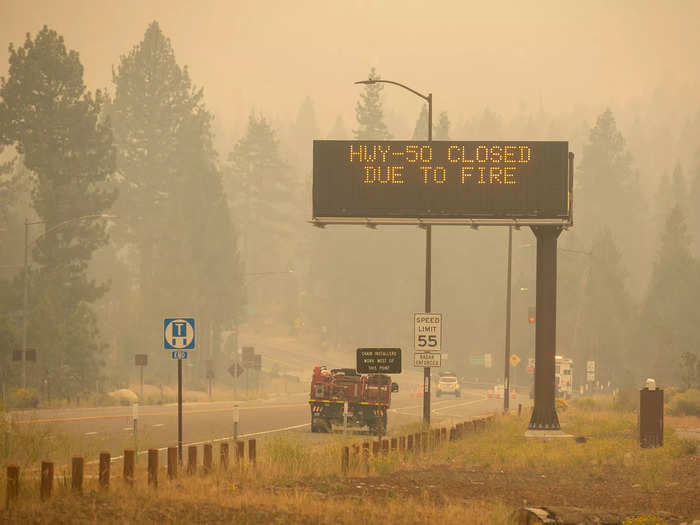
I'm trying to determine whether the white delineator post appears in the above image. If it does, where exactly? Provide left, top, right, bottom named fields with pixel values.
left=233, top=404, right=239, bottom=441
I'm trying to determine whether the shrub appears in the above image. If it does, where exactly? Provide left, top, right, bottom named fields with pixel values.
left=666, top=388, right=700, bottom=416
left=612, top=388, right=637, bottom=412
left=8, top=388, right=39, bottom=409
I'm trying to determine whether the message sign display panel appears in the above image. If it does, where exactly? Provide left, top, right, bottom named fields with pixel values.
left=313, top=141, right=569, bottom=223
left=356, top=348, right=402, bottom=374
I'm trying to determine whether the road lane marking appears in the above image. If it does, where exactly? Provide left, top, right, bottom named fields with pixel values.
left=15, top=403, right=309, bottom=424
left=84, top=432, right=98, bottom=436
left=153, top=423, right=164, bottom=428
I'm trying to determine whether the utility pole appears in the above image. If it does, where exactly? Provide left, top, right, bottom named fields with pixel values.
left=21, top=219, right=29, bottom=389
left=504, top=225, right=513, bottom=412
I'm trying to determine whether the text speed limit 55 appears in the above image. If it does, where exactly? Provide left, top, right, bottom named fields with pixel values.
left=414, top=313, right=442, bottom=352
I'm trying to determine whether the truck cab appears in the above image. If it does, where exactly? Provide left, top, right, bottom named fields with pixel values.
left=436, top=371, right=461, bottom=397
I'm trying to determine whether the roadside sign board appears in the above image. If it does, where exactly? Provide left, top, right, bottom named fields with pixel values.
left=164, top=318, right=195, bottom=350
left=414, top=352, right=441, bottom=368
left=135, top=354, right=148, bottom=366
left=470, top=355, right=484, bottom=366
left=171, top=350, right=188, bottom=360
left=228, top=363, right=245, bottom=378
left=510, top=353, right=521, bottom=367
left=312, top=141, right=570, bottom=223
left=356, top=348, right=402, bottom=374
left=527, top=357, right=535, bottom=373
left=414, top=313, right=442, bottom=351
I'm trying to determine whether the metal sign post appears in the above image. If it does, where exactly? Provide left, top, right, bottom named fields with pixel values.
left=164, top=318, right=195, bottom=463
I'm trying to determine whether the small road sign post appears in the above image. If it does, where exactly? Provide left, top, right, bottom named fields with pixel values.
left=164, top=318, right=195, bottom=463
left=414, top=313, right=442, bottom=425
left=134, top=354, right=148, bottom=399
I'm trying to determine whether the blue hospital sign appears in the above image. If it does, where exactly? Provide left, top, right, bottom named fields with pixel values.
left=164, top=318, right=195, bottom=350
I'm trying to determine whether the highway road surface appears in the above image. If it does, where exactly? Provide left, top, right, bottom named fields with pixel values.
left=11, top=387, right=527, bottom=465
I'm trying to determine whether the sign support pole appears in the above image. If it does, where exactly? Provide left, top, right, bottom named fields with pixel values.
left=504, top=225, right=512, bottom=412
left=528, top=226, right=562, bottom=430
left=423, top=93, right=433, bottom=427
left=177, top=358, right=183, bottom=463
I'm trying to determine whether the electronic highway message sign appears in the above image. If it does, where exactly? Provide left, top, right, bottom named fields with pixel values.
left=313, top=141, right=571, bottom=224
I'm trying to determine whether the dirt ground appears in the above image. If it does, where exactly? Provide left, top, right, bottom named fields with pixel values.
left=296, top=453, right=699, bottom=520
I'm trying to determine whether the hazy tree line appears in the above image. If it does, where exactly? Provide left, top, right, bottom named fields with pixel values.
left=1, top=23, right=699, bottom=402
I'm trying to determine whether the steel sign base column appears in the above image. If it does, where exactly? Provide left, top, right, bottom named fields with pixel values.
left=528, top=226, right=562, bottom=431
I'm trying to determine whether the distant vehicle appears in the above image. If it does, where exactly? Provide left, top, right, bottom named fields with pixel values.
left=555, top=356, right=573, bottom=397
left=309, top=366, right=398, bottom=435
left=436, top=371, right=461, bottom=397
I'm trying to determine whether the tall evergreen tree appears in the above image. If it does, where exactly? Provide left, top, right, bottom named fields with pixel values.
left=0, top=27, right=116, bottom=393
left=578, top=229, right=634, bottom=386
left=110, top=21, right=242, bottom=377
left=411, top=106, right=428, bottom=140
left=226, top=113, right=299, bottom=325
left=435, top=111, right=450, bottom=140
left=353, top=68, right=392, bottom=140
left=639, top=206, right=700, bottom=384
left=327, top=115, right=348, bottom=139
left=577, top=109, right=649, bottom=293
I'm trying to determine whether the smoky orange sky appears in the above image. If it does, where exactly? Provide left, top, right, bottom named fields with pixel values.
left=2, top=0, right=699, bottom=143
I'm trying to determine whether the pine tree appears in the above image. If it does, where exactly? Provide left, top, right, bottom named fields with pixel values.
left=327, top=115, right=348, bottom=139
left=353, top=68, right=392, bottom=140
left=577, top=109, right=649, bottom=293
left=226, top=112, right=299, bottom=324
left=639, top=206, right=700, bottom=384
left=411, top=106, right=428, bottom=140
left=110, top=21, right=242, bottom=375
left=578, top=228, right=634, bottom=385
left=0, top=27, right=116, bottom=392
left=435, top=111, right=450, bottom=140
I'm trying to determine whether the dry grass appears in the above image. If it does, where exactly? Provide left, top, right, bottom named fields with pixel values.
left=2, top=404, right=698, bottom=524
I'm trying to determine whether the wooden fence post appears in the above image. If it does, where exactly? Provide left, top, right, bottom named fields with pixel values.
left=6, top=465, right=19, bottom=508
left=203, top=443, right=212, bottom=473
left=381, top=438, right=389, bottom=455
left=390, top=437, right=397, bottom=452
left=441, top=427, right=447, bottom=442
left=449, top=427, right=455, bottom=442
left=399, top=435, right=406, bottom=452
left=248, top=439, right=256, bottom=467
left=168, top=447, right=178, bottom=479
left=40, top=461, right=53, bottom=501
left=414, top=433, right=421, bottom=453
left=123, top=449, right=135, bottom=486
left=341, top=446, right=349, bottom=475
left=372, top=440, right=380, bottom=456
left=71, top=457, right=83, bottom=493
left=407, top=434, right=413, bottom=452
left=422, top=432, right=428, bottom=452
left=148, top=449, right=158, bottom=488
left=362, top=442, right=370, bottom=473
left=99, top=452, right=110, bottom=490
left=220, top=442, right=229, bottom=471
left=187, top=445, right=197, bottom=475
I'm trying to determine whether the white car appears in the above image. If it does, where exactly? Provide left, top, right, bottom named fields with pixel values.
left=436, top=374, right=461, bottom=397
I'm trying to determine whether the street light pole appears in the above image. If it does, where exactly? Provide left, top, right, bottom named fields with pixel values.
left=21, top=219, right=29, bottom=389
left=354, top=79, right=433, bottom=425
left=503, top=225, right=513, bottom=412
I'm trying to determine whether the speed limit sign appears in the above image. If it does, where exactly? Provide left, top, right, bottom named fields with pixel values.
left=414, top=313, right=442, bottom=352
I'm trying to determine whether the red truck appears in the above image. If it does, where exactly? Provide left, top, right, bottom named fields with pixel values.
left=309, top=366, right=398, bottom=435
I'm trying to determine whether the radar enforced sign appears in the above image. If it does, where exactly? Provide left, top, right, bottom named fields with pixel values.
left=356, top=348, right=402, bottom=374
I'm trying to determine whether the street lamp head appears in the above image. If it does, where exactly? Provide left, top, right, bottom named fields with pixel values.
left=354, top=80, right=376, bottom=85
